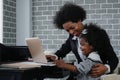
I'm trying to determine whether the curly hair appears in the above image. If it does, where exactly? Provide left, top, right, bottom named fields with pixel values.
left=80, top=23, right=109, bottom=52
left=53, top=2, right=86, bottom=29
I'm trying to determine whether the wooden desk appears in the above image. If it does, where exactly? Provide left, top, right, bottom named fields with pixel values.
left=0, top=66, right=70, bottom=80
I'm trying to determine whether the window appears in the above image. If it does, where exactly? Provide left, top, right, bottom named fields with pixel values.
left=0, top=0, right=3, bottom=43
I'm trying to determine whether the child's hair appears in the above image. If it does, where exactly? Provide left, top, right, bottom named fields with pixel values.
left=80, top=23, right=106, bottom=52
left=53, top=2, right=86, bottom=29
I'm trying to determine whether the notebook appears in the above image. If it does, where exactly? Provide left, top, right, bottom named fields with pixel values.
left=25, top=37, right=56, bottom=66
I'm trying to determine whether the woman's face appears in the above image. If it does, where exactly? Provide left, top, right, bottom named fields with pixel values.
left=80, top=38, right=93, bottom=56
left=63, top=21, right=84, bottom=37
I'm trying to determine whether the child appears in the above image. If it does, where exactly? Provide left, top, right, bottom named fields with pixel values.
left=54, top=23, right=109, bottom=80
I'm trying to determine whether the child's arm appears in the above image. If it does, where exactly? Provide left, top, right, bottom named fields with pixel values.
left=54, top=53, right=102, bottom=75
left=54, top=59, right=78, bottom=73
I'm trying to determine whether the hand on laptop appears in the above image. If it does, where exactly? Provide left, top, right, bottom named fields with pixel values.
left=46, top=55, right=58, bottom=62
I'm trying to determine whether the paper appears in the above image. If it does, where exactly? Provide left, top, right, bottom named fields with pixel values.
left=0, top=61, right=41, bottom=69
left=38, top=62, right=56, bottom=66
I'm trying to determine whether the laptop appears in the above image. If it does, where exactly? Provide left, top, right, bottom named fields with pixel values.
left=25, top=37, right=56, bottom=66
left=0, top=37, right=55, bottom=68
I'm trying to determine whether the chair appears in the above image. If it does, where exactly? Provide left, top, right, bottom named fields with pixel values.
left=101, top=74, right=120, bottom=80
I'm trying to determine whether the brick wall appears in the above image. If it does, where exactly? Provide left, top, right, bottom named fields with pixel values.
left=3, top=0, right=16, bottom=46
left=32, top=0, right=120, bottom=59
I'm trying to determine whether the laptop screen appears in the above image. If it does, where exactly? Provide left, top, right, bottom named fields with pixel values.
left=25, top=37, right=48, bottom=63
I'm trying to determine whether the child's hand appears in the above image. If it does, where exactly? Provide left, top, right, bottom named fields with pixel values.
left=54, top=59, right=65, bottom=68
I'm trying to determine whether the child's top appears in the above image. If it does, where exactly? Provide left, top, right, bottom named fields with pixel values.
left=74, top=51, right=102, bottom=80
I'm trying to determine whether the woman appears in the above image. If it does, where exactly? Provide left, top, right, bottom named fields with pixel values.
left=47, top=2, right=118, bottom=80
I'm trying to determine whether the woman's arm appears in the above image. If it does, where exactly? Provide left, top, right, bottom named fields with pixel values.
left=100, top=30, right=119, bottom=73
left=55, top=35, right=72, bottom=58
left=90, top=30, right=119, bottom=77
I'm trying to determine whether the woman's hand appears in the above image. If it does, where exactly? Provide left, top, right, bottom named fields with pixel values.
left=90, top=64, right=108, bottom=77
left=46, top=55, right=57, bottom=61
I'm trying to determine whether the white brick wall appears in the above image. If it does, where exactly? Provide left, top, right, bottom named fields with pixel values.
left=3, top=0, right=16, bottom=45
left=32, top=0, right=120, bottom=60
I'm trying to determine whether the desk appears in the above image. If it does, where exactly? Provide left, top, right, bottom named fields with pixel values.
left=0, top=67, right=41, bottom=80
left=0, top=45, right=70, bottom=80
left=41, top=66, right=70, bottom=78
left=0, top=66, right=70, bottom=80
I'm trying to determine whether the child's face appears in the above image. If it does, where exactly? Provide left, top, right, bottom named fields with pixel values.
left=80, top=38, right=93, bottom=56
